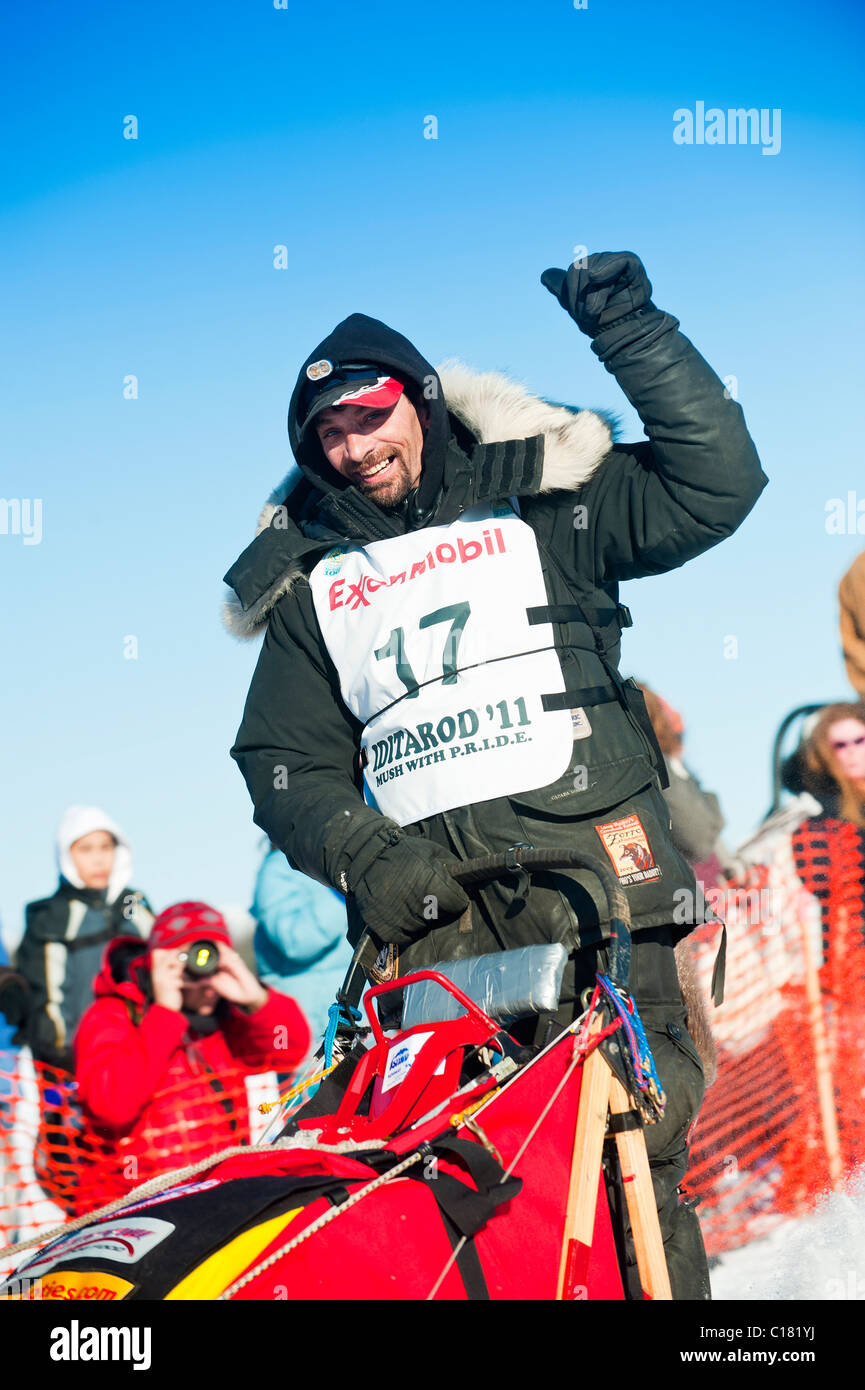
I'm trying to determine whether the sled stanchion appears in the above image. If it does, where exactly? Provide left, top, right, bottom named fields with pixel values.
left=608, top=1074, right=672, bottom=1301
left=556, top=1014, right=611, bottom=1299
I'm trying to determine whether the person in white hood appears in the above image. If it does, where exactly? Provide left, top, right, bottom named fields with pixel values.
left=15, top=807, right=154, bottom=1070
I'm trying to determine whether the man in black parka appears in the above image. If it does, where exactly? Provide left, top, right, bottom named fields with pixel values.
left=225, top=252, right=767, bottom=1299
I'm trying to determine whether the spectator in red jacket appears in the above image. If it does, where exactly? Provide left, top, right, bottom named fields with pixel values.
left=72, top=902, right=310, bottom=1213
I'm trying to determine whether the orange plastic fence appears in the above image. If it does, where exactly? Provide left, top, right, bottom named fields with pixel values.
left=0, top=1056, right=279, bottom=1255
left=683, top=818, right=865, bottom=1257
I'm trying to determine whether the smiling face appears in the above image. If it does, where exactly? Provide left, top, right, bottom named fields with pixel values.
left=314, top=393, right=428, bottom=508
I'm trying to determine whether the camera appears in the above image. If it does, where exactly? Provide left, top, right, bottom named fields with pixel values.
left=179, top=940, right=221, bottom=980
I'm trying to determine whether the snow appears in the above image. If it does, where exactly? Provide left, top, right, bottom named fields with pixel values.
left=710, top=1166, right=865, bottom=1300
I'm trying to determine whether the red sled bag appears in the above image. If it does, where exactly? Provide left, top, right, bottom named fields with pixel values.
left=213, top=1032, right=625, bottom=1302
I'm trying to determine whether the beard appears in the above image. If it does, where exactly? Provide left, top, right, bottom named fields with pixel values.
left=352, top=445, right=418, bottom=509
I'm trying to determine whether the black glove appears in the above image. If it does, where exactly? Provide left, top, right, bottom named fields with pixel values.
left=0, top=967, right=31, bottom=1029
left=346, top=829, right=470, bottom=946
left=541, top=251, right=654, bottom=338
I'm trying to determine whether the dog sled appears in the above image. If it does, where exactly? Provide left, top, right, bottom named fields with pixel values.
left=1, top=850, right=675, bottom=1302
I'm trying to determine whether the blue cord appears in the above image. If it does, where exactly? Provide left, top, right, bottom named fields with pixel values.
left=322, top=999, right=362, bottom=1070
left=596, top=974, right=665, bottom=1114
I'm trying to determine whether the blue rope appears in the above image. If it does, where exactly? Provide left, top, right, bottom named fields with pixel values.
left=322, top=999, right=362, bottom=1070
left=596, top=974, right=666, bottom=1120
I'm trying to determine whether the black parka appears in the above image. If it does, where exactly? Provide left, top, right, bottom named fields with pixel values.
left=226, top=293, right=766, bottom=1008
left=15, top=881, right=153, bottom=1070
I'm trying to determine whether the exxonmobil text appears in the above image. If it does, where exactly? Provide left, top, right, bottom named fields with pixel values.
left=329, top=527, right=507, bottom=612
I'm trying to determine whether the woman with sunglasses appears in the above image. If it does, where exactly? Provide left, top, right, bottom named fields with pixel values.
left=789, top=702, right=865, bottom=1178
left=799, top=703, right=865, bottom=829
left=792, top=701, right=865, bottom=956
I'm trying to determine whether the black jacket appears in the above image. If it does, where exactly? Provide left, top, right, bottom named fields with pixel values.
left=15, top=880, right=153, bottom=1070
left=226, top=282, right=766, bottom=1001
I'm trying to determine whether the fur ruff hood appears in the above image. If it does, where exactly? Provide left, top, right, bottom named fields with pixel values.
left=223, top=363, right=613, bottom=640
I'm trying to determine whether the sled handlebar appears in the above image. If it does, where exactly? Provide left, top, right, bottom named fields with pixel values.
left=446, top=846, right=631, bottom=987
left=338, top=846, right=634, bottom=1021
left=447, top=846, right=629, bottom=923
left=364, top=970, right=501, bottom=1046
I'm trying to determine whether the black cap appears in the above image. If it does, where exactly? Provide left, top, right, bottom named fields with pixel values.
left=298, top=362, right=405, bottom=435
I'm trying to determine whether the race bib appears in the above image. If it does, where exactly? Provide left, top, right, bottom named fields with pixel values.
left=309, top=504, right=574, bottom=824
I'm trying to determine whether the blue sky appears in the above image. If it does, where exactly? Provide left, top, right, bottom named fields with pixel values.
left=2, top=0, right=864, bottom=950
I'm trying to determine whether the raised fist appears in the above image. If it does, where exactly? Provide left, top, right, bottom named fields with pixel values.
left=541, top=251, right=653, bottom=338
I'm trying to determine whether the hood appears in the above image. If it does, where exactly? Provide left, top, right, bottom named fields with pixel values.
left=92, top=935, right=150, bottom=1007
left=224, top=360, right=614, bottom=640
left=56, top=805, right=134, bottom=906
left=287, top=313, right=452, bottom=510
